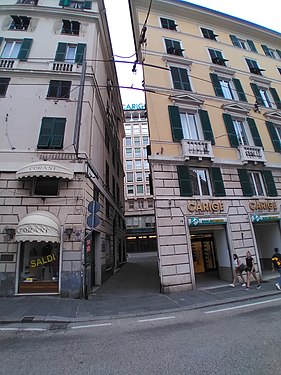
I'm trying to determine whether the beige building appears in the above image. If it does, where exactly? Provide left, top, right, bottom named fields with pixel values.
left=129, top=0, right=281, bottom=292
left=0, top=0, right=125, bottom=297
left=123, top=104, right=157, bottom=253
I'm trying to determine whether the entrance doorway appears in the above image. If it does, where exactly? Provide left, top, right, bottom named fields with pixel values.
left=191, top=234, right=217, bottom=274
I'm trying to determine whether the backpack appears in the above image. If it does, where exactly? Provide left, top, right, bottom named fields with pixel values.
left=272, top=253, right=281, bottom=269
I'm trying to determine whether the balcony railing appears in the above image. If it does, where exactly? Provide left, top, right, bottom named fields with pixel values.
left=181, top=139, right=214, bottom=161
left=17, top=0, right=38, bottom=4
left=0, top=59, right=15, bottom=69
left=51, top=62, right=74, bottom=72
left=238, top=145, right=266, bottom=164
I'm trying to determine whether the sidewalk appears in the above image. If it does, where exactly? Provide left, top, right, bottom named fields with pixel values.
left=1, top=253, right=280, bottom=324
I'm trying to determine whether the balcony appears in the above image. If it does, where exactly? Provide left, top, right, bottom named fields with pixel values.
left=181, top=139, right=214, bottom=161
left=238, top=145, right=266, bottom=164
left=0, top=59, right=16, bottom=69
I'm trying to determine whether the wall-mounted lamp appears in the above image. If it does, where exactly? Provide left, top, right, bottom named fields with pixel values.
left=6, top=228, right=15, bottom=241
left=64, top=228, right=73, bottom=240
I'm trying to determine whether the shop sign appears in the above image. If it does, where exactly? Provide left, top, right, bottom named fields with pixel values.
left=16, top=224, right=55, bottom=235
left=249, top=200, right=277, bottom=211
left=187, top=201, right=224, bottom=213
left=188, top=217, right=227, bottom=226
left=123, top=103, right=145, bottom=110
left=251, top=214, right=280, bottom=223
left=30, top=253, right=56, bottom=268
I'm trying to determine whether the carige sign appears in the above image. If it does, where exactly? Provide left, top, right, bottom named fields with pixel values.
left=123, top=103, right=145, bottom=110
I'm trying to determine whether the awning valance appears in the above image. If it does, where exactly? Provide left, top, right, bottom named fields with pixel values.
left=15, top=211, right=61, bottom=243
left=16, top=161, right=74, bottom=180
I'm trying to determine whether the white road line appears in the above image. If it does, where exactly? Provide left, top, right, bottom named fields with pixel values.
left=205, top=297, right=281, bottom=314
left=71, top=323, right=112, bottom=329
left=0, top=327, right=46, bottom=331
left=138, top=316, right=175, bottom=323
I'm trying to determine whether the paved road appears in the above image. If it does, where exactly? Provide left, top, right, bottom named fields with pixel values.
left=1, top=296, right=280, bottom=375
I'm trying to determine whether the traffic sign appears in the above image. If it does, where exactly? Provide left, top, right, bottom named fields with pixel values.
left=86, top=214, right=100, bottom=228
left=88, top=201, right=100, bottom=213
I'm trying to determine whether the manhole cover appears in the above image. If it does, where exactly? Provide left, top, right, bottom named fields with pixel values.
left=50, top=322, right=68, bottom=330
left=21, top=316, right=34, bottom=323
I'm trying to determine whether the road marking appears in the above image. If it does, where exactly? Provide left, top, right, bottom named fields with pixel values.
left=138, top=316, right=175, bottom=323
left=205, top=297, right=281, bottom=314
left=71, top=323, right=112, bottom=330
left=0, top=327, right=46, bottom=331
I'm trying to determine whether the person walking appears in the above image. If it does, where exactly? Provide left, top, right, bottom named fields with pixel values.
left=271, top=247, right=281, bottom=290
left=229, top=253, right=246, bottom=287
left=244, top=251, right=261, bottom=290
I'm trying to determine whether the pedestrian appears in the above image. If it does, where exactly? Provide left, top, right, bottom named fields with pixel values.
left=244, top=251, right=261, bottom=290
left=229, top=253, right=246, bottom=287
left=271, top=247, right=281, bottom=290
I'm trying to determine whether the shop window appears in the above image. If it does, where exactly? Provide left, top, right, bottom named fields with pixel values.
left=160, top=17, right=177, bottom=31
left=47, top=80, right=71, bottom=99
left=170, top=66, right=192, bottom=91
left=9, top=15, right=31, bottom=30
left=229, top=35, right=257, bottom=52
left=245, top=58, right=265, bottom=76
left=201, top=27, right=218, bottom=41
left=34, top=178, right=59, bottom=196
left=37, top=117, right=66, bottom=149
left=0, top=77, right=10, bottom=97
left=164, top=38, right=184, bottom=56
left=62, top=20, right=80, bottom=35
left=208, top=49, right=228, bottom=66
left=168, top=105, right=215, bottom=145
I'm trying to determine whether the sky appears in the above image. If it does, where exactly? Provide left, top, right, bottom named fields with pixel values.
left=103, top=0, right=281, bottom=106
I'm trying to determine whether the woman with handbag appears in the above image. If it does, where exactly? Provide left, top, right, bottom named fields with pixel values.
left=229, top=253, right=246, bottom=287
left=244, top=251, right=262, bottom=290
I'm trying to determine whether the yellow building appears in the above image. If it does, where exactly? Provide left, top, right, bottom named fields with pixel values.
left=129, top=0, right=281, bottom=292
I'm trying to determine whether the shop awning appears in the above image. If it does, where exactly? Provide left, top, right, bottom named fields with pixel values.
left=15, top=211, right=61, bottom=243
left=16, top=161, right=74, bottom=180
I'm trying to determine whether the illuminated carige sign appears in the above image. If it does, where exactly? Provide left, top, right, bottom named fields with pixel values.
left=123, top=103, right=145, bottom=110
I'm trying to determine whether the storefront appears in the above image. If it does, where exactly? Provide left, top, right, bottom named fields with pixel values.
left=15, top=211, right=62, bottom=295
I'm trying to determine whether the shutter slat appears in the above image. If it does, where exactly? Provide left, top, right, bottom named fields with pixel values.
left=232, top=78, right=247, bottom=102
left=211, top=167, right=225, bottom=197
left=246, top=118, right=263, bottom=147
left=168, top=106, right=183, bottom=141
left=223, top=113, right=239, bottom=148
left=229, top=35, right=240, bottom=47
left=18, top=38, right=33, bottom=61
left=261, top=44, right=271, bottom=56
left=238, top=169, right=253, bottom=197
left=250, top=83, right=263, bottom=105
left=247, top=40, right=257, bottom=52
left=177, top=166, right=192, bottom=196
left=263, top=170, right=277, bottom=197
left=209, top=73, right=223, bottom=97
left=198, top=109, right=215, bottom=145
left=266, top=121, right=281, bottom=152
left=269, top=88, right=281, bottom=109
left=55, top=42, right=67, bottom=62
left=75, top=43, right=86, bottom=63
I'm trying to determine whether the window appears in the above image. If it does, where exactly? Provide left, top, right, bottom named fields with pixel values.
left=245, top=59, right=265, bottom=76
left=135, top=160, right=142, bottom=169
left=125, top=137, right=132, bottom=146
left=229, top=35, right=257, bottom=52
left=249, top=171, right=265, bottom=196
left=136, top=172, right=143, bottom=182
left=134, top=148, right=142, bottom=157
left=146, top=184, right=151, bottom=195
left=47, top=80, right=71, bottom=99
left=1, top=39, right=32, bottom=61
left=37, top=117, right=66, bottom=149
left=136, top=185, right=144, bottom=195
left=134, top=136, right=140, bottom=146
left=208, top=49, right=228, bottom=66
left=142, top=136, right=149, bottom=145
left=62, top=20, right=80, bottom=35
left=266, top=121, right=281, bottom=153
left=160, top=17, right=177, bottom=31
left=34, top=178, right=59, bottom=196
left=210, top=73, right=248, bottom=102
left=232, top=120, right=249, bottom=145
left=125, top=148, right=132, bottom=157
left=127, top=185, right=134, bottom=195
left=168, top=106, right=215, bottom=144
left=164, top=39, right=184, bottom=56
left=128, top=201, right=134, bottom=209
left=261, top=45, right=281, bottom=59
left=201, top=28, right=217, bottom=41
left=133, top=125, right=140, bottom=135
left=0, top=78, right=10, bottom=96
left=177, top=166, right=226, bottom=197
left=148, top=200, right=154, bottom=208
left=54, top=42, right=86, bottom=64
left=9, top=15, right=31, bottom=30
left=126, top=160, right=132, bottom=170
left=126, top=172, right=133, bottom=182
left=138, top=200, right=144, bottom=209
left=250, top=83, right=281, bottom=109
left=237, top=169, right=277, bottom=197
left=106, top=199, right=110, bottom=218
left=59, top=0, right=92, bottom=9
left=170, top=66, right=191, bottom=91
left=143, top=160, right=149, bottom=169
left=143, top=147, right=147, bottom=157
left=105, top=162, right=109, bottom=187
left=145, top=172, right=150, bottom=182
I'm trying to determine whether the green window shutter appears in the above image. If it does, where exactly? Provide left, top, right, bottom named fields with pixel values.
left=263, top=170, right=277, bottom=197
left=83, top=1, right=92, bottom=9
left=171, top=67, right=191, bottom=91
left=223, top=113, right=239, bottom=148
left=232, top=78, right=247, bottom=102
left=18, top=38, right=33, bottom=61
left=276, top=50, right=281, bottom=59
left=250, top=83, right=263, bottom=105
left=261, top=45, right=271, bottom=56
left=238, top=169, right=253, bottom=197
left=246, top=118, right=263, bottom=147
left=37, top=118, right=54, bottom=148
left=209, top=73, right=223, bottom=97
left=55, top=42, right=67, bottom=62
left=211, top=167, right=225, bottom=197
left=198, top=109, right=215, bottom=145
left=177, top=166, right=192, bottom=196
left=230, top=35, right=240, bottom=47
left=266, top=121, right=281, bottom=152
left=75, top=43, right=86, bottom=63
left=50, top=118, right=66, bottom=149
left=59, top=0, right=70, bottom=5
left=168, top=105, right=183, bottom=141
left=247, top=40, right=257, bottom=52
left=269, top=88, right=281, bottom=109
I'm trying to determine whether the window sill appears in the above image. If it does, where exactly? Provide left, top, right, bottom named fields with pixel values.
left=209, top=64, right=235, bottom=76
left=249, top=75, right=272, bottom=86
